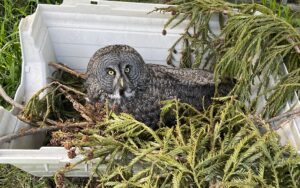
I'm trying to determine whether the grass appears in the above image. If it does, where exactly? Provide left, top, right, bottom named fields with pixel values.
left=1, top=0, right=28, bottom=108
left=0, top=0, right=62, bottom=108
left=0, top=165, right=53, bottom=188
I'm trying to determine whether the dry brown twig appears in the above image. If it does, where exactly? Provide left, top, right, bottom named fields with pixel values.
left=58, top=87, right=93, bottom=122
left=52, top=81, right=86, bottom=96
left=287, top=38, right=300, bottom=54
left=267, top=107, right=300, bottom=123
left=250, top=107, right=300, bottom=130
left=267, top=107, right=300, bottom=130
left=0, top=121, right=90, bottom=145
left=243, top=107, right=300, bottom=131
left=0, top=63, right=97, bottom=145
left=0, top=85, right=24, bottom=110
left=49, top=62, right=87, bottom=79
left=17, top=114, right=59, bottom=127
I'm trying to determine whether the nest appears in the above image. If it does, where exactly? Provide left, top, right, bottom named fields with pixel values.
left=0, top=62, right=297, bottom=187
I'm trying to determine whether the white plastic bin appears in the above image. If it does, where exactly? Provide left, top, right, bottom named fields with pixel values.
left=0, top=0, right=190, bottom=177
left=0, top=0, right=299, bottom=177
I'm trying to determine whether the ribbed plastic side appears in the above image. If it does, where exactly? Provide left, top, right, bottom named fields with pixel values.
left=0, top=147, right=96, bottom=177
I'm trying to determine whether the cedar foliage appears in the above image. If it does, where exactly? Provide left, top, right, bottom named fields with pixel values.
left=57, top=98, right=300, bottom=187
left=14, top=0, right=300, bottom=187
left=159, top=0, right=300, bottom=116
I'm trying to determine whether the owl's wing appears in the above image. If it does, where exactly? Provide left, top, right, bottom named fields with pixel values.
left=147, top=64, right=216, bottom=86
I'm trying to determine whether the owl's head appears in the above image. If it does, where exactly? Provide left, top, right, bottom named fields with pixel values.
left=86, top=45, right=148, bottom=102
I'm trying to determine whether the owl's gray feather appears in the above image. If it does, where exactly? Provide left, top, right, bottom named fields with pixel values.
left=86, top=45, right=232, bottom=128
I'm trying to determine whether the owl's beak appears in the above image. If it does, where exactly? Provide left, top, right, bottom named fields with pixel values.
left=115, top=76, right=134, bottom=98
left=118, top=77, right=126, bottom=97
left=119, top=78, right=124, bottom=88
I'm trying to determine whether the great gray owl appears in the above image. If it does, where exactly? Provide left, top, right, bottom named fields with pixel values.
left=85, top=45, right=232, bottom=128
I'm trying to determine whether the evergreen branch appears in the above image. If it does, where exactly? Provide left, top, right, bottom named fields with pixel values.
left=158, top=0, right=300, bottom=117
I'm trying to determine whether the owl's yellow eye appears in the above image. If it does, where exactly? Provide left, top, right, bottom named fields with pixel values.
left=124, top=67, right=130, bottom=73
left=108, top=70, right=115, bottom=75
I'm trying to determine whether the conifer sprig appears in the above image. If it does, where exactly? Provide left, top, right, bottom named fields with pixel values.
left=158, top=0, right=300, bottom=116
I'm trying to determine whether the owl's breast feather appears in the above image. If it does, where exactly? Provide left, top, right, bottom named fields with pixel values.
left=108, top=89, right=136, bottom=105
